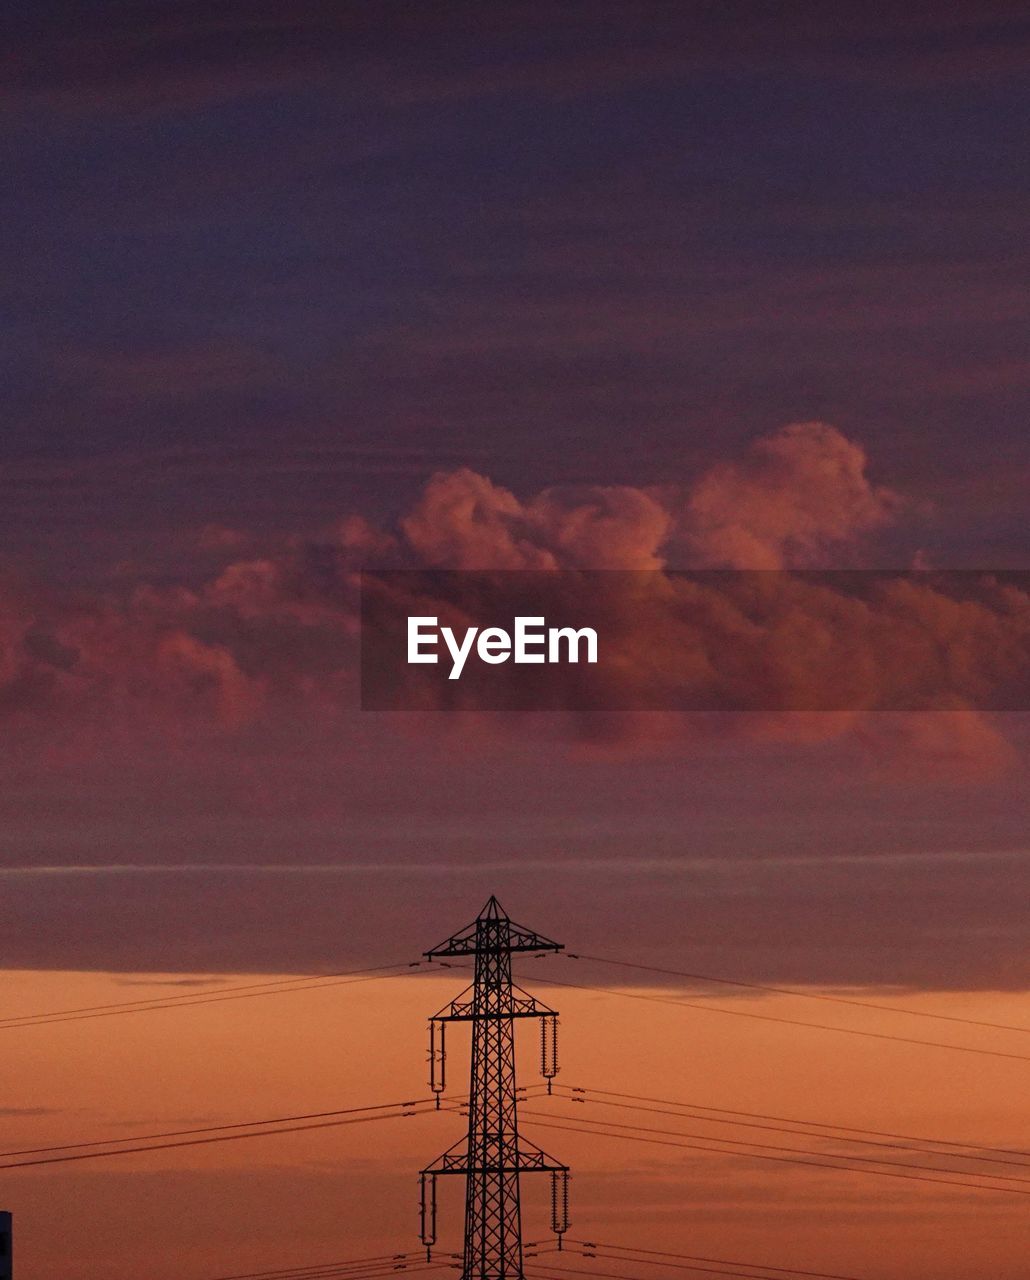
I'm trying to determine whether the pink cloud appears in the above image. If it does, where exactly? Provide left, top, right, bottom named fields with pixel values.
left=0, top=423, right=1023, bottom=778
left=683, top=422, right=902, bottom=568
left=402, top=468, right=671, bottom=569
left=154, top=631, right=263, bottom=729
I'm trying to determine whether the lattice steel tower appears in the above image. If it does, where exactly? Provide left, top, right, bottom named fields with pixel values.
left=419, top=897, right=570, bottom=1280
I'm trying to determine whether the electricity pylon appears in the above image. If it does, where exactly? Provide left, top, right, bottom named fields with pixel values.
left=419, top=896, right=570, bottom=1280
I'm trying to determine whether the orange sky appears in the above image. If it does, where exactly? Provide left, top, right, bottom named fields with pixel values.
left=2, top=968, right=1027, bottom=1280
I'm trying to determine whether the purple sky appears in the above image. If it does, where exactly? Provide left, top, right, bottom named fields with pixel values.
left=3, top=2, right=1029, bottom=577
left=0, top=2, right=1028, bottom=986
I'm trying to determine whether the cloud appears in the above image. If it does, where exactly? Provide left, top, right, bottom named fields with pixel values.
left=402, top=469, right=556, bottom=570
left=403, top=423, right=900, bottom=573
left=402, top=468, right=671, bottom=570
left=0, top=422, right=1024, bottom=778
left=361, top=566, right=1029, bottom=779
left=683, top=423, right=902, bottom=569
left=153, top=631, right=263, bottom=729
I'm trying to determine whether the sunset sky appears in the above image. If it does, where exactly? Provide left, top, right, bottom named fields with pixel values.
left=1, top=4, right=1029, bottom=1279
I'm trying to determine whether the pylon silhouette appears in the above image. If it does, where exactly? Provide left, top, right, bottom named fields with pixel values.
left=419, top=897, right=570, bottom=1280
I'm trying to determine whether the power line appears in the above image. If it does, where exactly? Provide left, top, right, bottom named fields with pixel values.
left=567, top=1239, right=870, bottom=1280
left=565, top=953, right=1030, bottom=1037
left=530, top=1264, right=787, bottom=1280
left=529, top=1264, right=777, bottom=1274
left=0, top=962, right=423, bottom=1031
left=552, top=1085, right=1030, bottom=1171
left=0, top=1100, right=439, bottom=1171
left=207, top=1254, right=422, bottom=1280
left=478, top=1233, right=870, bottom=1280
left=0, top=1086, right=540, bottom=1168
left=559, top=1085, right=1030, bottom=1165
left=554, top=1249, right=847, bottom=1280
left=212, top=1263, right=457, bottom=1280
left=521, top=972, right=1030, bottom=1064
left=519, top=1113, right=1030, bottom=1197
left=521, top=1107, right=1030, bottom=1187
left=275, top=1264, right=452, bottom=1274
left=208, top=1260, right=457, bottom=1280
left=0, top=966, right=398, bottom=1024
left=0, top=1098, right=440, bottom=1160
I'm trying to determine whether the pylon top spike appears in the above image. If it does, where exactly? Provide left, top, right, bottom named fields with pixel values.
left=425, top=896, right=563, bottom=958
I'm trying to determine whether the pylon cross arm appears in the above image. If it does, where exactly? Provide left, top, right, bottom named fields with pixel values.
left=422, top=1131, right=568, bottom=1176
left=423, top=1153, right=568, bottom=1176
left=432, top=984, right=557, bottom=1023
left=435, top=1006, right=553, bottom=1022
left=424, top=909, right=563, bottom=959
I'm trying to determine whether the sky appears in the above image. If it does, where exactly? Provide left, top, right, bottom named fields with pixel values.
left=1, top=3, right=1029, bottom=1279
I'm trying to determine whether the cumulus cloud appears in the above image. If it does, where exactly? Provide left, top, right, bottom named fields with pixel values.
left=402, top=423, right=901, bottom=572
left=402, top=467, right=671, bottom=569
left=0, top=422, right=1023, bottom=776
left=683, top=422, right=902, bottom=569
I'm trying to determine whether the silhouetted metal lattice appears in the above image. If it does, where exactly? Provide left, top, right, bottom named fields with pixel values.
left=420, top=897, right=570, bottom=1280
